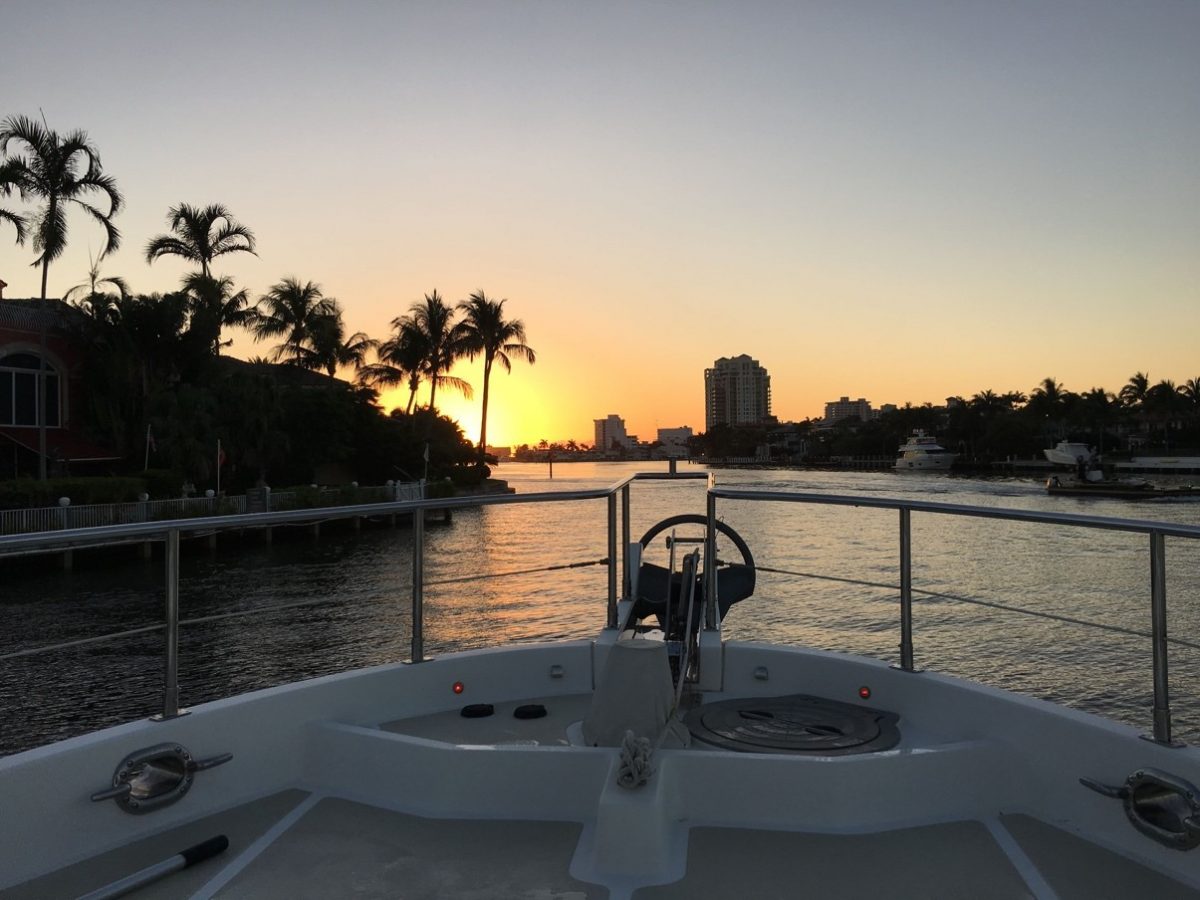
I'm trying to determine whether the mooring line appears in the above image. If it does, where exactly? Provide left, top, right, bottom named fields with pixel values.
left=426, top=557, right=608, bottom=586
left=755, top=563, right=1200, bottom=651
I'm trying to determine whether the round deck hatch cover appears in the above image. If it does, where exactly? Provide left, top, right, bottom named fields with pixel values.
left=685, top=694, right=900, bottom=755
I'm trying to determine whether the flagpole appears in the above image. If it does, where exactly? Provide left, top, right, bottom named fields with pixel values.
left=216, top=439, right=222, bottom=496
left=144, top=424, right=152, bottom=472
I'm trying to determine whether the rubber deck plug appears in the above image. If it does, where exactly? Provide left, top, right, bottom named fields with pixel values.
left=514, top=704, right=547, bottom=720
left=460, top=704, right=495, bottom=718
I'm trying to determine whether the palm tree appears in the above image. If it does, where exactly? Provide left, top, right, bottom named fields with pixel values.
left=457, top=291, right=535, bottom=463
left=360, top=320, right=430, bottom=414
left=0, top=162, right=26, bottom=245
left=398, top=290, right=472, bottom=414
left=1182, top=378, right=1200, bottom=408
left=251, top=277, right=339, bottom=365
left=1144, top=380, right=1187, bottom=449
left=145, top=203, right=256, bottom=277
left=0, top=115, right=123, bottom=300
left=1077, top=387, right=1118, bottom=453
left=74, top=290, right=194, bottom=457
left=306, top=308, right=376, bottom=377
left=0, top=201, right=26, bottom=245
left=64, top=252, right=129, bottom=304
left=1, top=114, right=123, bottom=479
left=182, top=273, right=254, bottom=355
left=1026, top=377, right=1071, bottom=443
left=1119, top=372, right=1150, bottom=409
left=999, top=391, right=1027, bottom=410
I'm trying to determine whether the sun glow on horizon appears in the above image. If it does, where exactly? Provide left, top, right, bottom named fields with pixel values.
left=377, top=374, right=548, bottom=450
left=4, top=2, right=1196, bottom=451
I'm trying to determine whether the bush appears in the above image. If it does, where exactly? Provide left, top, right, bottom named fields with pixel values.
left=0, top=476, right=148, bottom=509
left=424, top=479, right=456, bottom=499
left=274, top=484, right=326, bottom=510
left=142, top=469, right=186, bottom=499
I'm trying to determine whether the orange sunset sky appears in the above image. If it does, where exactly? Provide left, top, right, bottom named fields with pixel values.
left=3, top=2, right=1198, bottom=448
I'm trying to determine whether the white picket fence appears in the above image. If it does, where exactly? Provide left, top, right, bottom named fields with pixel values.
left=0, top=481, right=424, bottom=536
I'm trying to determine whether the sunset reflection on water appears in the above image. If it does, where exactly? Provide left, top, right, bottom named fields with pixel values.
left=3, top=461, right=1199, bottom=755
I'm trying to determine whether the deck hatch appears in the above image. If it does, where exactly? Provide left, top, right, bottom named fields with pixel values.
left=684, top=694, right=900, bottom=755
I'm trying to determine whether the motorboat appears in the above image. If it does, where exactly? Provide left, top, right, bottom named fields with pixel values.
left=1045, top=441, right=1096, bottom=467
left=3, top=473, right=1200, bottom=898
left=1046, top=475, right=1200, bottom=500
left=894, top=429, right=957, bottom=470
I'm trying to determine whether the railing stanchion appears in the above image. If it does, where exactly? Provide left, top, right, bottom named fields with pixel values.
left=412, top=506, right=425, bottom=662
left=898, top=507, right=915, bottom=672
left=154, top=528, right=183, bottom=720
left=1148, top=531, right=1177, bottom=745
left=606, top=494, right=618, bottom=628
left=704, top=491, right=718, bottom=629
left=621, top=484, right=631, bottom=601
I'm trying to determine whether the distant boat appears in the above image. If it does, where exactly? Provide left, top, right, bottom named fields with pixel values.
left=1046, top=475, right=1200, bottom=500
left=894, top=430, right=957, bottom=470
left=1044, top=441, right=1094, bottom=467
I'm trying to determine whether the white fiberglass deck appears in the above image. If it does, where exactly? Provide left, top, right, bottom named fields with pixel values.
left=8, top=751, right=1198, bottom=898
left=14, top=795, right=1197, bottom=899
left=7, top=666, right=1200, bottom=899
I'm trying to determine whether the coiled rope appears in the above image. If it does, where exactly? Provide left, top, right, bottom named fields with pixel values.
left=617, top=730, right=655, bottom=788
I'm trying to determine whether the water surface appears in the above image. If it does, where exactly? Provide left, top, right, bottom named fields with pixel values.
left=3, top=462, right=1199, bottom=756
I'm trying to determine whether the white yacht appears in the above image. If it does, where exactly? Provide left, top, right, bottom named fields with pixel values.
left=2, top=474, right=1200, bottom=899
left=1045, top=441, right=1096, bottom=467
left=894, top=429, right=957, bottom=470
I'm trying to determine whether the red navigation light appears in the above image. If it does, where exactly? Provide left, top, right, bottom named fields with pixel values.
left=452, top=681, right=465, bottom=695
left=858, top=686, right=871, bottom=700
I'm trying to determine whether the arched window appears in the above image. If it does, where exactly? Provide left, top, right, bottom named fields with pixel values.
left=0, top=353, right=60, bottom=428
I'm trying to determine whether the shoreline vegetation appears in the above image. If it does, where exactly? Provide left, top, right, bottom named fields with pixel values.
left=0, top=113, right=534, bottom=503
left=509, top=374, right=1200, bottom=469
left=3, top=115, right=1197, bottom=504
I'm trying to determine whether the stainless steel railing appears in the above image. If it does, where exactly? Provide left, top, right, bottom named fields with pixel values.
left=705, top=487, right=1200, bottom=746
left=2, top=471, right=1198, bottom=745
left=0, top=472, right=706, bottom=721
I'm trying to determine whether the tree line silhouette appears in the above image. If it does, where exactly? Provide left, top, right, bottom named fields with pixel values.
left=695, top=375, right=1200, bottom=463
left=1, top=114, right=535, bottom=489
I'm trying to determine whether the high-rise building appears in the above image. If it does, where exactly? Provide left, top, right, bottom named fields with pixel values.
left=594, top=414, right=630, bottom=452
left=824, top=396, right=874, bottom=423
left=704, top=355, right=771, bottom=430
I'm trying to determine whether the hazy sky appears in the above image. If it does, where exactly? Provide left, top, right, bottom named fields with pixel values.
left=3, top=1, right=1198, bottom=446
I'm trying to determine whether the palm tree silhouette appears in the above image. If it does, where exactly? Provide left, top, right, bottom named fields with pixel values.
left=398, top=290, right=472, bottom=414
left=145, top=203, right=256, bottom=277
left=183, top=273, right=254, bottom=355
left=0, top=114, right=123, bottom=299
left=360, top=320, right=430, bottom=414
left=306, top=307, right=375, bottom=377
left=1, top=114, right=122, bottom=478
left=1119, top=372, right=1150, bottom=409
left=251, top=278, right=339, bottom=365
left=0, top=201, right=26, bottom=245
left=1182, top=378, right=1200, bottom=409
left=64, top=251, right=129, bottom=306
left=457, top=291, right=535, bottom=464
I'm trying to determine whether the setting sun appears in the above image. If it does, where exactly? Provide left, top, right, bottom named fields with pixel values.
left=378, top=361, right=555, bottom=451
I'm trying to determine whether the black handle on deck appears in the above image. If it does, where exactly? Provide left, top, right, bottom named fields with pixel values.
left=181, top=834, right=229, bottom=867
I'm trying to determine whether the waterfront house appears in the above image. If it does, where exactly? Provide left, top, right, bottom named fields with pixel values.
left=0, top=296, right=119, bottom=479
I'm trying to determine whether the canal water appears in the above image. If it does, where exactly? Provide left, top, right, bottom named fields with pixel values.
left=3, top=461, right=1200, bottom=756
